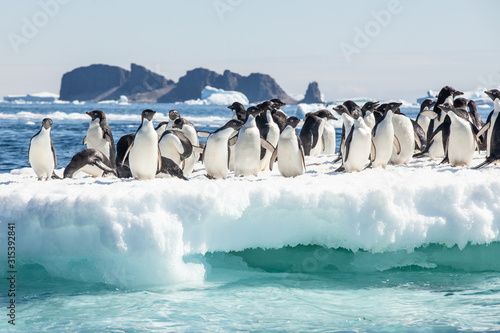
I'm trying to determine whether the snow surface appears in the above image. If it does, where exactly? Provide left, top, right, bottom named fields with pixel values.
left=185, top=86, right=249, bottom=105
left=1, top=152, right=500, bottom=287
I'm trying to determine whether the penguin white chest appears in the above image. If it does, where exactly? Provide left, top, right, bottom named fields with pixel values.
left=86, top=120, right=110, bottom=158
left=372, top=114, right=394, bottom=168
left=234, top=120, right=260, bottom=177
left=277, top=127, right=304, bottom=177
left=322, top=121, right=336, bottom=155
left=343, top=120, right=371, bottom=173
left=448, top=116, right=475, bottom=166
left=391, top=115, right=414, bottom=165
left=129, top=122, right=158, bottom=180
left=29, top=129, right=54, bottom=179
left=204, top=128, right=233, bottom=179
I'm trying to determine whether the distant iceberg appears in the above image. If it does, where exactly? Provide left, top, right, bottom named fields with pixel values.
left=184, top=86, right=249, bottom=105
left=3, top=92, right=59, bottom=103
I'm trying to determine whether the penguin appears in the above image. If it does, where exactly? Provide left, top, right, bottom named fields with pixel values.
left=156, top=157, right=188, bottom=180
left=433, top=103, right=477, bottom=166
left=312, top=109, right=338, bottom=155
left=411, top=120, right=427, bottom=154
left=83, top=110, right=116, bottom=168
left=233, top=106, right=273, bottom=177
left=390, top=106, right=415, bottom=165
left=256, top=101, right=280, bottom=170
left=172, top=117, right=201, bottom=161
left=159, top=130, right=199, bottom=176
left=426, top=86, right=463, bottom=159
left=115, top=133, right=135, bottom=178
left=123, top=109, right=161, bottom=180
left=361, top=101, right=379, bottom=130
left=227, top=102, right=247, bottom=122
left=28, top=118, right=57, bottom=181
left=332, top=104, right=353, bottom=165
left=64, top=149, right=117, bottom=178
left=203, top=119, right=244, bottom=179
left=371, top=103, right=400, bottom=168
left=155, top=121, right=169, bottom=140
left=474, top=89, right=500, bottom=168
left=342, top=113, right=372, bottom=173
left=416, top=99, right=436, bottom=137
left=270, top=99, right=288, bottom=133
left=300, top=113, right=325, bottom=156
left=269, top=116, right=305, bottom=178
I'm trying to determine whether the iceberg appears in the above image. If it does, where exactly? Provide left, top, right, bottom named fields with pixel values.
left=185, top=86, right=249, bottom=105
left=417, top=87, right=498, bottom=106
left=3, top=92, right=59, bottom=103
left=1, top=153, right=500, bottom=288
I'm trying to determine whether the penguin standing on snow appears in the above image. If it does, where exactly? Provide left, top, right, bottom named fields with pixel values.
left=475, top=89, right=500, bottom=168
left=371, top=103, right=400, bottom=168
left=416, top=99, right=436, bottom=137
left=29, top=118, right=57, bottom=181
left=270, top=99, right=288, bottom=133
left=123, top=109, right=161, bottom=180
left=342, top=113, right=372, bottom=172
left=312, top=109, right=338, bottom=155
left=300, top=113, right=325, bottom=157
left=433, top=103, right=477, bottom=167
left=269, top=116, right=305, bottom=178
left=256, top=101, right=280, bottom=170
left=115, top=133, right=135, bottom=178
left=390, top=105, right=415, bottom=165
left=203, top=119, right=244, bottom=179
left=83, top=110, right=116, bottom=168
left=228, top=102, right=247, bottom=122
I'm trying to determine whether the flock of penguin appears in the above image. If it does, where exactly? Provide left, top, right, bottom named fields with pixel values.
left=28, top=86, right=500, bottom=181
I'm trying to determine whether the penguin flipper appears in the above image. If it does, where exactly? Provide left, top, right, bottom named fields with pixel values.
left=121, top=141, right=134, bottom=167
left=51, top=171, right=62, bottom=180
left=344, top=126, right=354, bottom=162
left=93, top=160, right=117, bottom=177
left=269, top=145, right=278, bottom=171
left=393, top=136, right=401, bottom=155
left=413, top=131, right=422, bottom=151
left=260, top=137, right=275, bottom=153
left=297, top=135, right=306, bottom=170
left=197, top=131, right=211, bottom=138
left=419, top=110, right=437, bottom=119
left=157, top=147, right=162, bottom=172
left=83, top=136, right=87, bottom=145
left=370, top=139, right=376, bottom=162
left=476, top=122, right=490, bottom=138
left=51, top=137, right=57, bottom=168
left=228, top=134, right=238, bottom=146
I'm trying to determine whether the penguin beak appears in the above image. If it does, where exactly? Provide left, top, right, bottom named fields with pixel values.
left=485, top=90, right=494, bottom=100
left=227, top=106, right=232, bottom=109
left=454, top=91, right=464, bottom=97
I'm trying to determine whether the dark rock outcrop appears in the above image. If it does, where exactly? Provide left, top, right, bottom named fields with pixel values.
left=59, top=64, right=130, bottom=101
left=60, top=64, right=297, bottom=104
left=158, top=68, right=297, bottom=104
left=300, top=82, right=323, bottom=104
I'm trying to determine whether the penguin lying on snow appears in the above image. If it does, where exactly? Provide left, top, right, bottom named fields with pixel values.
left=29, top=118, right=58, bottom=181
left=64, top=149, right=117, bottom=178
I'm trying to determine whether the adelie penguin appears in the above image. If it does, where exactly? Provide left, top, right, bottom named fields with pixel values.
left=256, top=101, right=280, bottom=171
left=233, top=106, right=275, bottom=177
left=361, top=101, right=379, bottom=130
left=416, top=99, right=436, bottom=137
left=122, top=109, right=161, bottom=180
left=270, top=99, right=288, bottom=133
left=474, top=89, right=500, bottom=168
left=159, top=130, right=200, bottom=176
left=269, top=116, right=305, bottom=178
left=29, top=118, right=57, bottom=181
left=371, top=103, right=400, bottom=169
left=390, top=106, right=415, bottom=165
left=64, top=149, right=117, bottom=178
left=203, top=119, right=244, bottom=179
left=300, top=113, right=325, bottom=157
left=83, top=110, right=116, bottom=168
left=341, top=112, right=372, bottom=173
left=432, top=103, right=478, bottom=167
left=228, top=102, right=247, bottom=122
left=312, top=109, right=338, bottom=155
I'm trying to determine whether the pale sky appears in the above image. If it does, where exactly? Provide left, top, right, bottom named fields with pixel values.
left=1, top=0, right=499, bottom=101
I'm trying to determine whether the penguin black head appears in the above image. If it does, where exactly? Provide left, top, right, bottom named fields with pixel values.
left=227, top=102, right=245, bottom=111
left=485, top=89, right=500, bottom=101
left=313, top=109, right=338, bottom=121
left=42, top=118, right=53, bottom=130
left=420, top=99, right=436, bottom=111
left=377, top=102, right=402, bottom=115
left=332, top=104, right=350, bottom=116
left=172, top=118, right=192, bottom=130
left=257, top=101, right=274, bottom=111
left=142, top=109, right=156, bottom=122
left=225, top=119, right=245, bottom=130
left=246, top=106, right=262, bottom=118
left=343, top=100, right=360, bottom=112
left=437, top=86, right=463, bottom=101
left=286, top=116, right=301, bottom=129
left=270, top=99, right=286, bottom=108
left=361, top=101, right=380, bottom=112
left=453, top=97, right=468, bottom=110
left=169, top=110, right=180, bottom=121
left=86, top=110, right=106, bottom=121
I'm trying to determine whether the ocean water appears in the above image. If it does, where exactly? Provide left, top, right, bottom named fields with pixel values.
left=1, top=101, right=500, bottom=332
